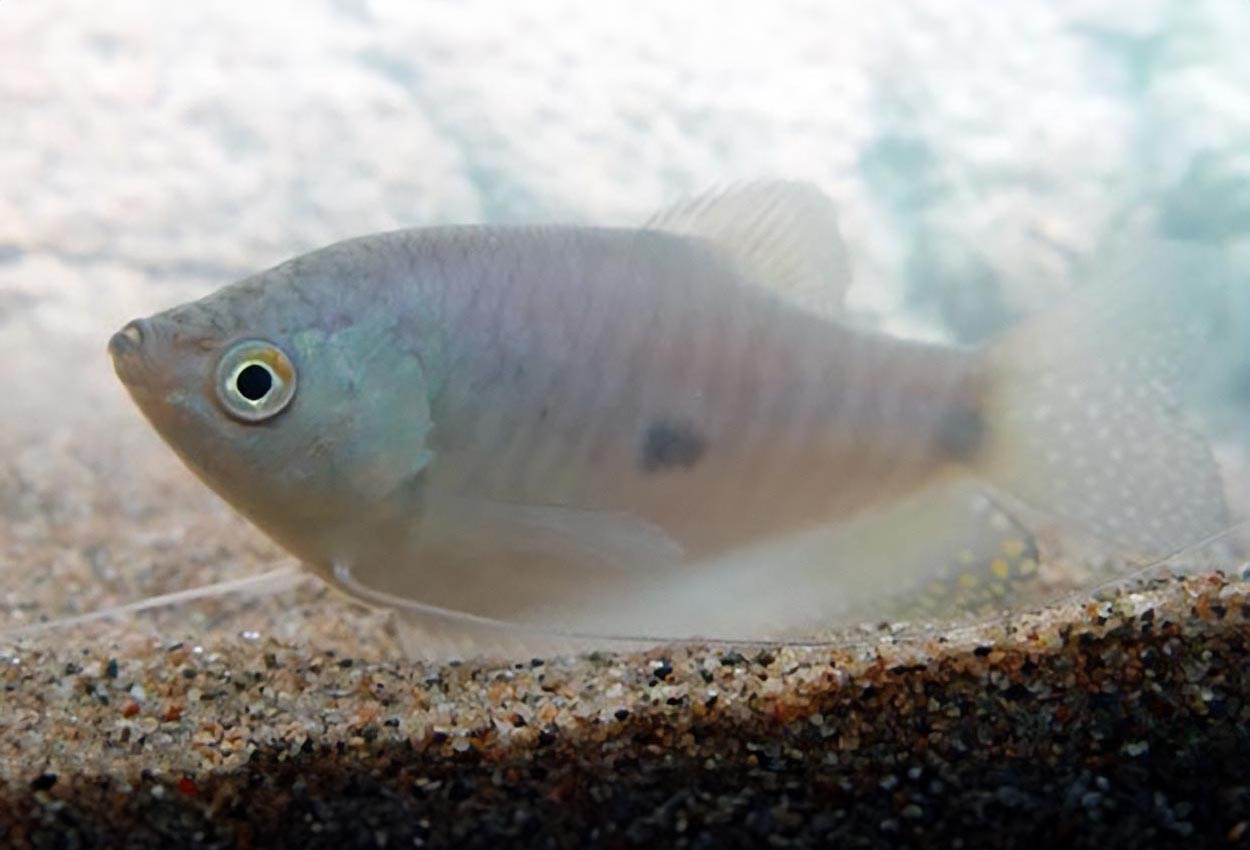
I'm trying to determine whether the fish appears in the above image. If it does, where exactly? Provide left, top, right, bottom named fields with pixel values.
left=93, top=181, right=1232, bottom=657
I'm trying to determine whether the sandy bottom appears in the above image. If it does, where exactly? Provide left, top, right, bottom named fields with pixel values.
left=1, top=565, right=1249, bottom=847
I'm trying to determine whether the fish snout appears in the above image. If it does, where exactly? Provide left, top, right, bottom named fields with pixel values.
left=109, top=319, right=146, bottom=357
left=109, top=319, right=157, bottom=387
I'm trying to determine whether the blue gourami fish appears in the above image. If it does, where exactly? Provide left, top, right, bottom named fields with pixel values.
left=97, top=182, right=1231, bottom=656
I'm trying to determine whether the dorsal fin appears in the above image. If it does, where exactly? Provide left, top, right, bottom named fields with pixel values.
left=644, top=180, right=851, bottom=318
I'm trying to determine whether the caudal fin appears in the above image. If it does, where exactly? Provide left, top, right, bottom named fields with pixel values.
left=974, top=242, right=1233, bottom=563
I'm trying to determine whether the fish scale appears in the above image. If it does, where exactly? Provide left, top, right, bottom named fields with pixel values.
left=427, top=230, right=975, bottom=555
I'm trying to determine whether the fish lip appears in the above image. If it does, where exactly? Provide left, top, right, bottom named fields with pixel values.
left=108, top=318, right=156, bottom=388
left=109, top=319, right=145, bottom=356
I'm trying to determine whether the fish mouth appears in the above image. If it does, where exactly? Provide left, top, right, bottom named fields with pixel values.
left=108, top=318, right=157, bottom=389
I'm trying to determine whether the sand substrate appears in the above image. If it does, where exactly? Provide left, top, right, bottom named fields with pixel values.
left=1, top=571, right=1249, bottom=849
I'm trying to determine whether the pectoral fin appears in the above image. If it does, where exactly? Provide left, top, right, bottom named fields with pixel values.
left=330, top=491, right=686, bottom=639
left=331, top=563, right=657, bottom=662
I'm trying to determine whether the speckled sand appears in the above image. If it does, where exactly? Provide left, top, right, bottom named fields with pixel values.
left=3, top=2, right=1250, bottom=847
left=4, top=573, right=1250, bottom=848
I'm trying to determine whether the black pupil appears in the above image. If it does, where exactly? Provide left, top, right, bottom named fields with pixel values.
left=236, top=363, right=273, bottom=402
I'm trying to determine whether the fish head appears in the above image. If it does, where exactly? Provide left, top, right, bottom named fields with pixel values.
left=108, top=242, right=436, bottom=561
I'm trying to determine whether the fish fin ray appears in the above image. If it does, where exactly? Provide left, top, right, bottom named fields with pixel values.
left=334, top=492, right=686, bottom=636
left=553, top=481, right=1048, bottom=641
left=974, top=241, right=1233, bottom=561
left=0, top=567, right=307, bottom=640
left=331, top=563, right=659, bottom=661
left=644, top=179, right=850, bottom=318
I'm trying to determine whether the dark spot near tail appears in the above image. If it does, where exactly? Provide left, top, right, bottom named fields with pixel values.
left=935, top=402, right=985, bottom=461
left=640, top=420, right=707, bottom=473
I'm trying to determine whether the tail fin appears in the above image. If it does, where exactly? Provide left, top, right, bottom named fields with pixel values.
left=974, top=242, right=1233, bottom=562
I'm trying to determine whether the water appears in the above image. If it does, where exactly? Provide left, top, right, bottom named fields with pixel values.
left=1, top=1, right=1246, bottom=639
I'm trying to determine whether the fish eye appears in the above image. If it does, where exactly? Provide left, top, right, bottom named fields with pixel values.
left=215, top=339, right=297, bottom=422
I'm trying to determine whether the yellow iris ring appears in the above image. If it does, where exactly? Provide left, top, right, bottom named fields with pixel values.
left=215, top=339, right=297, bottom=422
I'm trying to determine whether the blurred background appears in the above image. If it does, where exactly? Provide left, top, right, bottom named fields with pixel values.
left=1, top=0, right=1247, bottom=629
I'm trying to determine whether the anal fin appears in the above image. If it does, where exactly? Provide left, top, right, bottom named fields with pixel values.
left=556, top=480, right=1053, bottom=642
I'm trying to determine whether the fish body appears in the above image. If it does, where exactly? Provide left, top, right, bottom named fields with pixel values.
left=108, top=183, right=1231, bottom=649
left=413, top=228, right=979, bottom=549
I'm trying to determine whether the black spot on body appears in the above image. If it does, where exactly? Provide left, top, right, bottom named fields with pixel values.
left=640, top=420, right=708, bottom=472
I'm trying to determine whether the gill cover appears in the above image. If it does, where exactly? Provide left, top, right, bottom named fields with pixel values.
left=286, top=318, right=435, bottom=506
